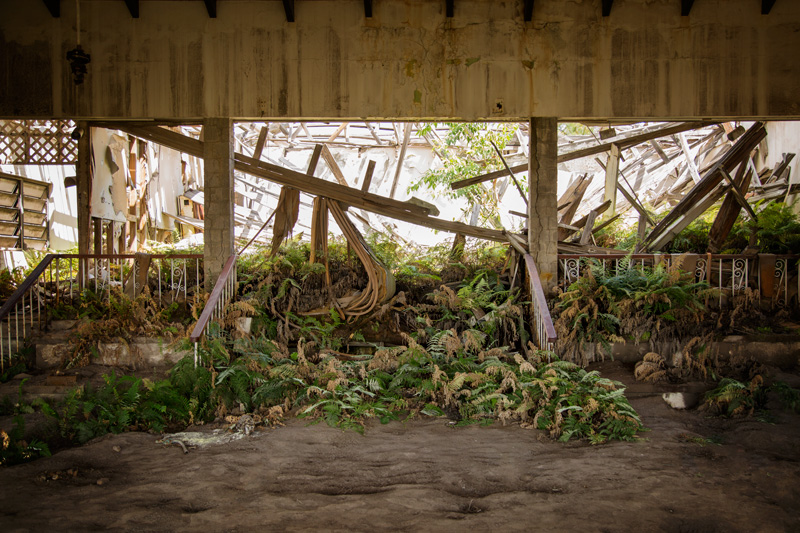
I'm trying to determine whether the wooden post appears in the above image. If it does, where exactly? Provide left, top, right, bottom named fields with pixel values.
left=118, top=222, right=127, bottom=253
left=94, top=218, right=103, bottom=255
left=77, top=122, right=93, bottom=287
left=603, top=143, right=620, bottom=217
left=105, top=221, right=114, bottom=255
left=17, top=180, right=25, bottom=250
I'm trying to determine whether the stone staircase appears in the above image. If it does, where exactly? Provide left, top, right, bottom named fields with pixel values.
left=35, top=320, right=188, bottom=369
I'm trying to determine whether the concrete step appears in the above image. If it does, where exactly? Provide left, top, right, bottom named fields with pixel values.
left=36, top=337, right=190, bottom=369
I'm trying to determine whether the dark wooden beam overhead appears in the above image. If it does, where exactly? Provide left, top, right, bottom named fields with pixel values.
left=283, top=0, right=296, bottom=22
left=42, top=0, right=60, bottom=17
left=524, top=0, right=534, bottom=21
left=203, top=0, right=216, bottom=18
left=681, top=0, right=695, bottom=15
left=446, top=0, right=454, bottom=17
left=364, top=0, right=373, bottom=18
left=602, top=0, right=613, bottom=16
left=762, top=0, right=777, bottom=14
left=124, top=0, right=140, bottom=18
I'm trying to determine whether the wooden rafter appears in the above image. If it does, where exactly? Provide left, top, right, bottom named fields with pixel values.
left=42, top=0, right=60, bottom=17
left=681, top=0, right=695, bottom=16
left=124, top=0, right=139, bottom=18
left=602, top=0, right=613, bottom=16
left=364, top=0, right=373, bottom=18
left=203, top=0, right=216, bottom=18
left=762, top=0, right=777, bottom=14
left=446, top=0, right=454, bottom=17
left=113, top=124, right=508, bottom=242
left=524, top=0, right=534, bottom=21
left=283, top=0, right=296, bottom=22
left=450, top=121, right=718, bottom=191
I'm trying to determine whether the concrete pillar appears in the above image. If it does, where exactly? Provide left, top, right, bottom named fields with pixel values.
left=203, top=117, right=235, bottom=291
left=528, top=117, right=559, bottom=295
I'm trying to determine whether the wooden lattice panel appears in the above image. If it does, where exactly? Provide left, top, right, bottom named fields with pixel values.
left=0, top=120, right=77, bottom=165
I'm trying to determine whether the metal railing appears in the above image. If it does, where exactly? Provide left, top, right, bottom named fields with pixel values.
left=0, top=253, right=203, bottom=369
left=558, top=253, right=800, bottom=308
left=189, top=255, right=238, bottom=366
left=523, top=253, right=557, bottom=352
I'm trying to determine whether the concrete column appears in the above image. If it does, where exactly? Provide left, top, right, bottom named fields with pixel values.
left=528, top=117, right=559, bottom=295
left=203, top=117, right=235, bottom=291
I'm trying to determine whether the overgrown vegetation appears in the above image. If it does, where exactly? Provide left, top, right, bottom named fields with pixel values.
left=554, top=256, right=715, bottom=365
left=409, top=123, right=520, bottom=227
left=0, top=239, right=652, bottom=466
left=594, top=202, right=800, bottom=255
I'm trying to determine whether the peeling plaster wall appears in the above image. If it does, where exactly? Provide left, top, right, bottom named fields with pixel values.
left=91, top=129, right=129, bottom=223
left=765, top=121, right=800, bottom=188
left=0, top=164, right=78, bottom=250
left=1, top=0, right=799, bottom=121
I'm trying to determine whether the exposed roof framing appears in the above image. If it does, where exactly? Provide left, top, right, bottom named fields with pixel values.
left=524, top=0, right=534, bottom=21
left=762, top=0, right=777, bottom=14
left=124, top=0, right=140, bottom=18
left=446, top=0, right=454, bottom=17
left=602, top=0, right=613, bottom=16
left=681, top=0, right=695, bottom=16
left=42, top=0, right=59, bottom=18
left=364, top=0, right=373, bottom=18
left=203, top=0, right=216, bottom=18
left=283, top=0, right=296, bottom=22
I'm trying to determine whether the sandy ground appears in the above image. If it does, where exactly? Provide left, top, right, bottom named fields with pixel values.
left=1, top=361, right=799, bottom=532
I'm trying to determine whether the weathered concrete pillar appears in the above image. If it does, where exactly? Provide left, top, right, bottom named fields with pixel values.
left=203, top=117, right=235, bottom=291
left=528, top=117, right=558, bottom=295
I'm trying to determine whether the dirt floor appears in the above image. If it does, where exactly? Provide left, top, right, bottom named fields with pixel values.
left=0, top=361, right=799, bottom=532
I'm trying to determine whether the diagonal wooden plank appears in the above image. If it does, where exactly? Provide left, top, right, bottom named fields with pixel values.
left=114, top=124, right=509, bottom=242
left=708, top=163, right=752, bottom=252
left=643, top=122, right=767, bottom=251
left=320, top=144, right=349, bottom=186
left=451, top=121, right=717, bottom=191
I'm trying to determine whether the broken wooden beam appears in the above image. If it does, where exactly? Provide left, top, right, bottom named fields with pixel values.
left=115, top=123, right=512, bottom=243
left=320, top=144, right=349, bottom=186
left=708, top=163, right=753, bottom=252
left=389, top=123, right=412, bottom=198
left=253, top=126, right=268, bottom=160
left=561, top=200, right=611, bottom=241
left=451, top=121, right=717, bottom=191
left=361, top=160, right=376, bottom=193
left=643, top=122, right=767, bottom=251
left=490, top=139, right=527, bottom=205
left=603, top=143, right=621, bottom=216
left=578, top=210, right=599, bottom=245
